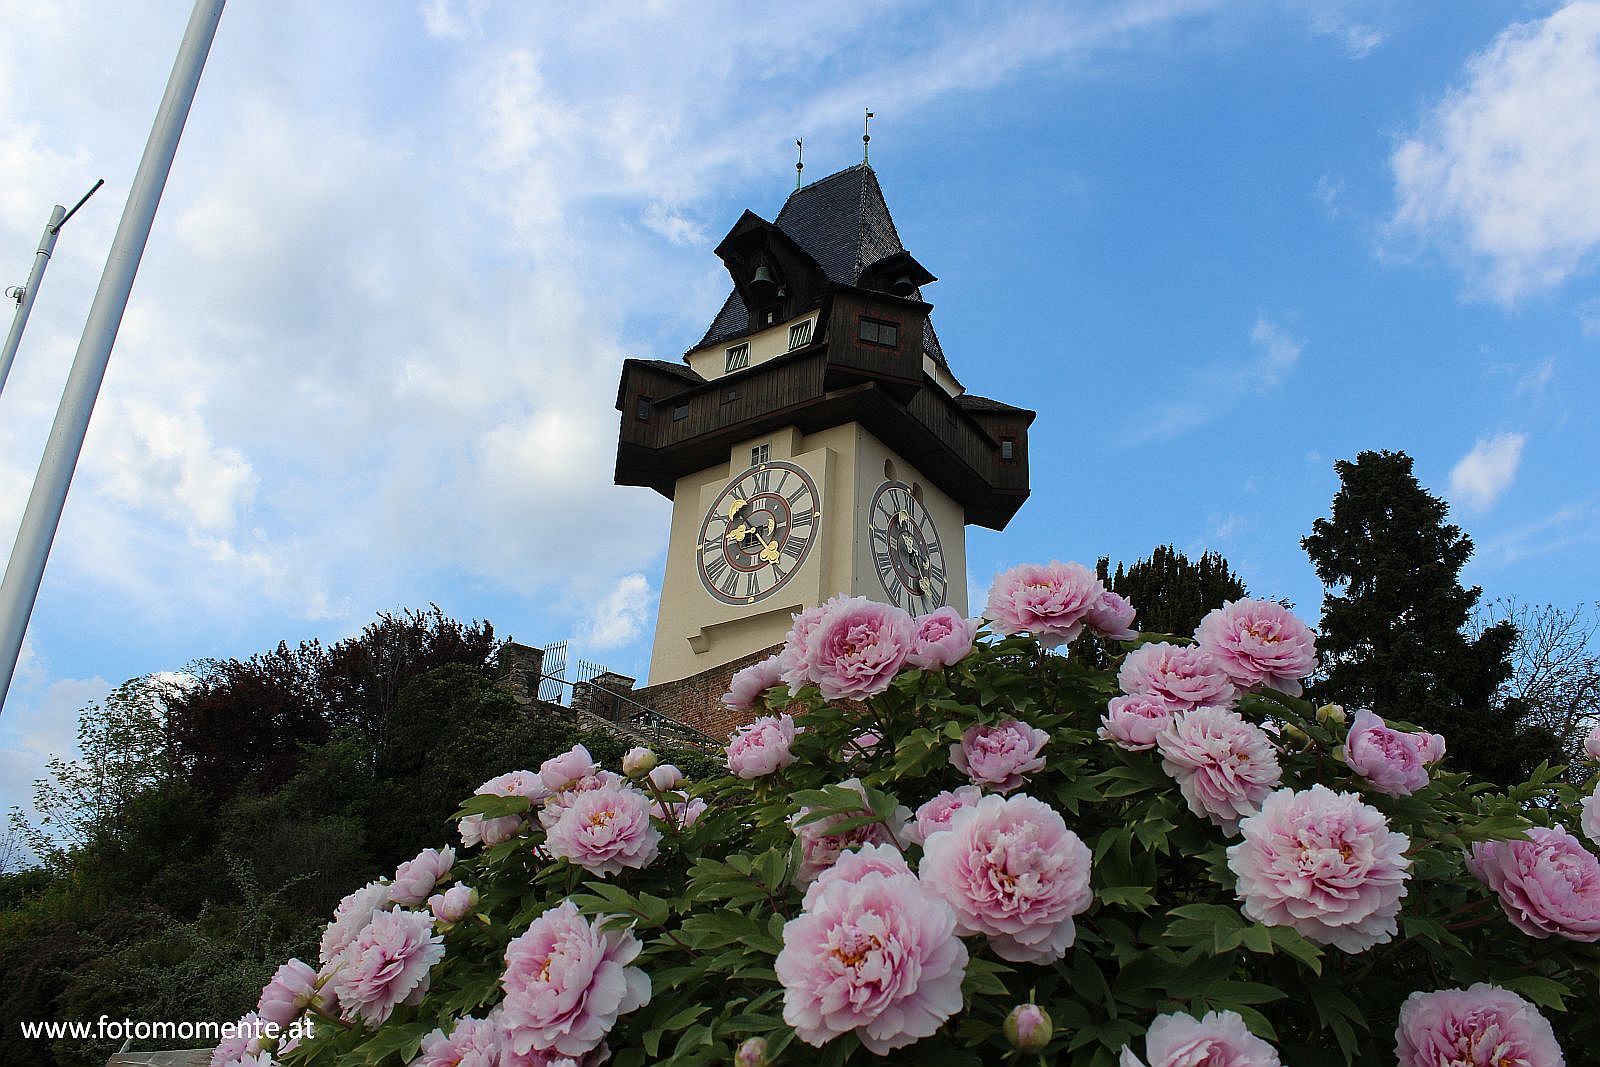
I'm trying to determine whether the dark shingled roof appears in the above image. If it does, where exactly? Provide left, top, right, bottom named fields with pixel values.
left=632, top=358, right=705, bottom=387
left=694, top=165, right=953, bottom=379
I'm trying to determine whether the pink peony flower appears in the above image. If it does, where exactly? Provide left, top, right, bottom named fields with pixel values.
left=776, top=847, right=968, bottom=1054
left=1098, top=693, right=1177, bottom=752
left=919, top=793, right=1093, bottom=963
left=499, top=901, right=650, bottom=1058
left=390, top=846, right=456, bottom=907
left=1157, top=707, right=1281, bottom=834
left=1193, top=599, right=1317, bottom=697
left=1395, top=984, right=1564, bottom=1067
left=538, top=771, right=624, bottom=830
left=949, top=719, right=1049, bottom=793
left=1117, top=642, right=1238, bottom=712
left=460, top=812, right=525, bottom=848
left=658, top=796, right=707, bottom=831
left=429, top=883, right=478, bottom=924
left=1469, top=825, right=1600, bottom=942
left=903, top=786, right=983, bottom=847
left=620, top=746, right=656, bottom=778
left=790, top=778, right=907, bottom=887
left=256, top=958, right=318, bottom=1028
left=845, top=728, right=882, bottom=763
left=1582, top=786, right=1600, bottom=847
left=210, top=1012, right=269, bottom=1066
left=416, top=1016, right=505, bottom=1067
left=778, top=600, right=838, bottom=692
left=1087, top=589, right=1139, bottom=641
left=500, top=1042, right=609, bottom=1067
left=984, top=560, right=1104, bottom=648
left=329, top=907, right=445, bottom=1026
left=801, top=841, right=913, bottom=909
left=646, top=763, right=683, bottom=792
left=479, top=769, right=551, bottom=802
left=1119, top=1009, right=1281, bottom=1067
left=544, top=780, right=661, bottom=877
left=726, top=713, right=799, bottom=778
left=540, top=745, right=600, bottom=794
left=905, top=607, right=978, bottom=670
left=319, top=880, right=391, bottom=967
left=723, top=653, right=787, bottom=711
left=804, top=596, right=916, bottom=700
left=1341, top=710, right=1445, bottom=797
left=1228, top=784, right=1411, bottom=952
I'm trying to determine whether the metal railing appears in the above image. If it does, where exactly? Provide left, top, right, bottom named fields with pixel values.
left=534, top=670, right=718, bottom=751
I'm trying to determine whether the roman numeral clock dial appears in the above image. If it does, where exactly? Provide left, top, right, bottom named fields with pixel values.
left=868, top=480, right=948, bottom=614
left=696, top=461, right=821, bottom=606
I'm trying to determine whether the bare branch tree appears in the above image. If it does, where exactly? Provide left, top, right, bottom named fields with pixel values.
left=1478, top=598, right=1600, bottom=765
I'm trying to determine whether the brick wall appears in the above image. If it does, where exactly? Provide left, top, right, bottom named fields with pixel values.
left=633, top=643, right=788, bottom=740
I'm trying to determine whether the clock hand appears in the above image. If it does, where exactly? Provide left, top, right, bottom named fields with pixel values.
left=752, top=526, right=782, bottom=565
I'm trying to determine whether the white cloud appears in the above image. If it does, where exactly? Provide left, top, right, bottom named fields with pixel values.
left=579, top=573, right=653, bottom=651
left=1143, top=316, right=1304, bottom=441
left=419, top=0, right=487, bottom=40
left=1517, top=357, right=1555, bottom=395
left=1308, top=10, right=1387, bottom=58
left=1390, top=2, right=1600, bottom=303
left=1448, top=432, right=1527, bottom=511
left=1249, top=316, right=1302, bottom=389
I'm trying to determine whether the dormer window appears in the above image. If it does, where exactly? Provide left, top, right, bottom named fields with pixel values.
left=1000, top=436, right=1017, bottom=462
left=857, top=316, right=898, bottom=348
left=725, top=343, right=750, bottom=373
left=788, top=319, right=813, bottom=350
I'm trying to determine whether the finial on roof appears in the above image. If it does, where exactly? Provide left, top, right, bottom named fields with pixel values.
left=795, top=138, right=804, bottom=191
left=862, top=109, right=874, bottom=165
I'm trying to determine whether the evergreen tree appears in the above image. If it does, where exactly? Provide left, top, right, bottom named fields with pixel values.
left=1095, top=545, right=1248, bottom=637
left=1302, top=450, right=1554, bottom=785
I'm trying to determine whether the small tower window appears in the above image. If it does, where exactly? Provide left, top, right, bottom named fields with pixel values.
left=673, top=404, right=689, bottom=422
left=725, top=343, right=750, bottom=373
left=1000, top=436, right=1017, bottom=462
left=751, top=444, right=770, bottom=466
left=857, top=316, right=898, bottom=348
left=721, top=387, right=739, bottom=405
left=636, top=396, right=652, bottom=421
left=788, top=319, right=813, bottom=350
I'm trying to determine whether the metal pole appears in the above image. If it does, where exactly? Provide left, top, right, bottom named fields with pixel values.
left=0, top=207, right=66, bottom=401
left=0, top=0, right=226, bottom=713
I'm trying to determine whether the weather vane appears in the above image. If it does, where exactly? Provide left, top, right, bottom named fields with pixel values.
left=795, top=138, right=805, bottom=190
left=862, top=109, right=874, bottom=164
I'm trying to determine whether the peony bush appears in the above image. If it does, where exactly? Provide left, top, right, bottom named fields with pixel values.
left=218, top=562, right=1600, bottom=1066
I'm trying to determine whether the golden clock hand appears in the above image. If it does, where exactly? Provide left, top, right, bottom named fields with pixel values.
left=725, top=522, right=750, bottom=544
left=752, top=527, right=782, bottom=565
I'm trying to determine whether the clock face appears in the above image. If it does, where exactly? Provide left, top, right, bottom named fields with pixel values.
left=868, top=480, right=948, bottom=613
left=696, top=461, right=821, bottom=606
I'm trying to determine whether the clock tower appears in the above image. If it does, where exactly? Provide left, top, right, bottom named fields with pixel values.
left=614, top=164, right=1033, bottom=688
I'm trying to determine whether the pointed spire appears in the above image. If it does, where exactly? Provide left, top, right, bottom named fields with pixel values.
left=862, top=109, right=874, bottom=165
left=795, top=138, right=805, bottom=191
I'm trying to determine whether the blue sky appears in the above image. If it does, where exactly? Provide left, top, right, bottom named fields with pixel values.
left=2, top=1, right=1597, bottom=826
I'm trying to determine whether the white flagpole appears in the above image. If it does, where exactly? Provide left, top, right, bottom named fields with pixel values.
left=0, top=0, right=227, bottom=713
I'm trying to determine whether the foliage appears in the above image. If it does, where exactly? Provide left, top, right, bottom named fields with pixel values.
left=1302, top=450, right=1554, bottom=786
left=0, top=608, right=674, bottom=1067
left=281, top=624, right=1600, bottom=1067
left=1097, top=546, right=1248, bottom=636
left=161, top=607, right=500, bottom=801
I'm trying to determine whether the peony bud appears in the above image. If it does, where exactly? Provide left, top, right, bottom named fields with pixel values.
left=428, top=883, right=478, bottom=924
left=622, top=746, right=658, bottom=778
left=649, top=763, right=685, bottom=791
left=1316, top=703, right=1347, bottom=726
left=1004, top=1003, right=1053, bottom=1053
left=734, top=1036, right=768, bottom=1067
left=1282, top=723, right=1310, bottom=746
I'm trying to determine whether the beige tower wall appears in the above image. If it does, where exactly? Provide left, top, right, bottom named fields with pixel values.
left=647, top=421, right=970, bottom=685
